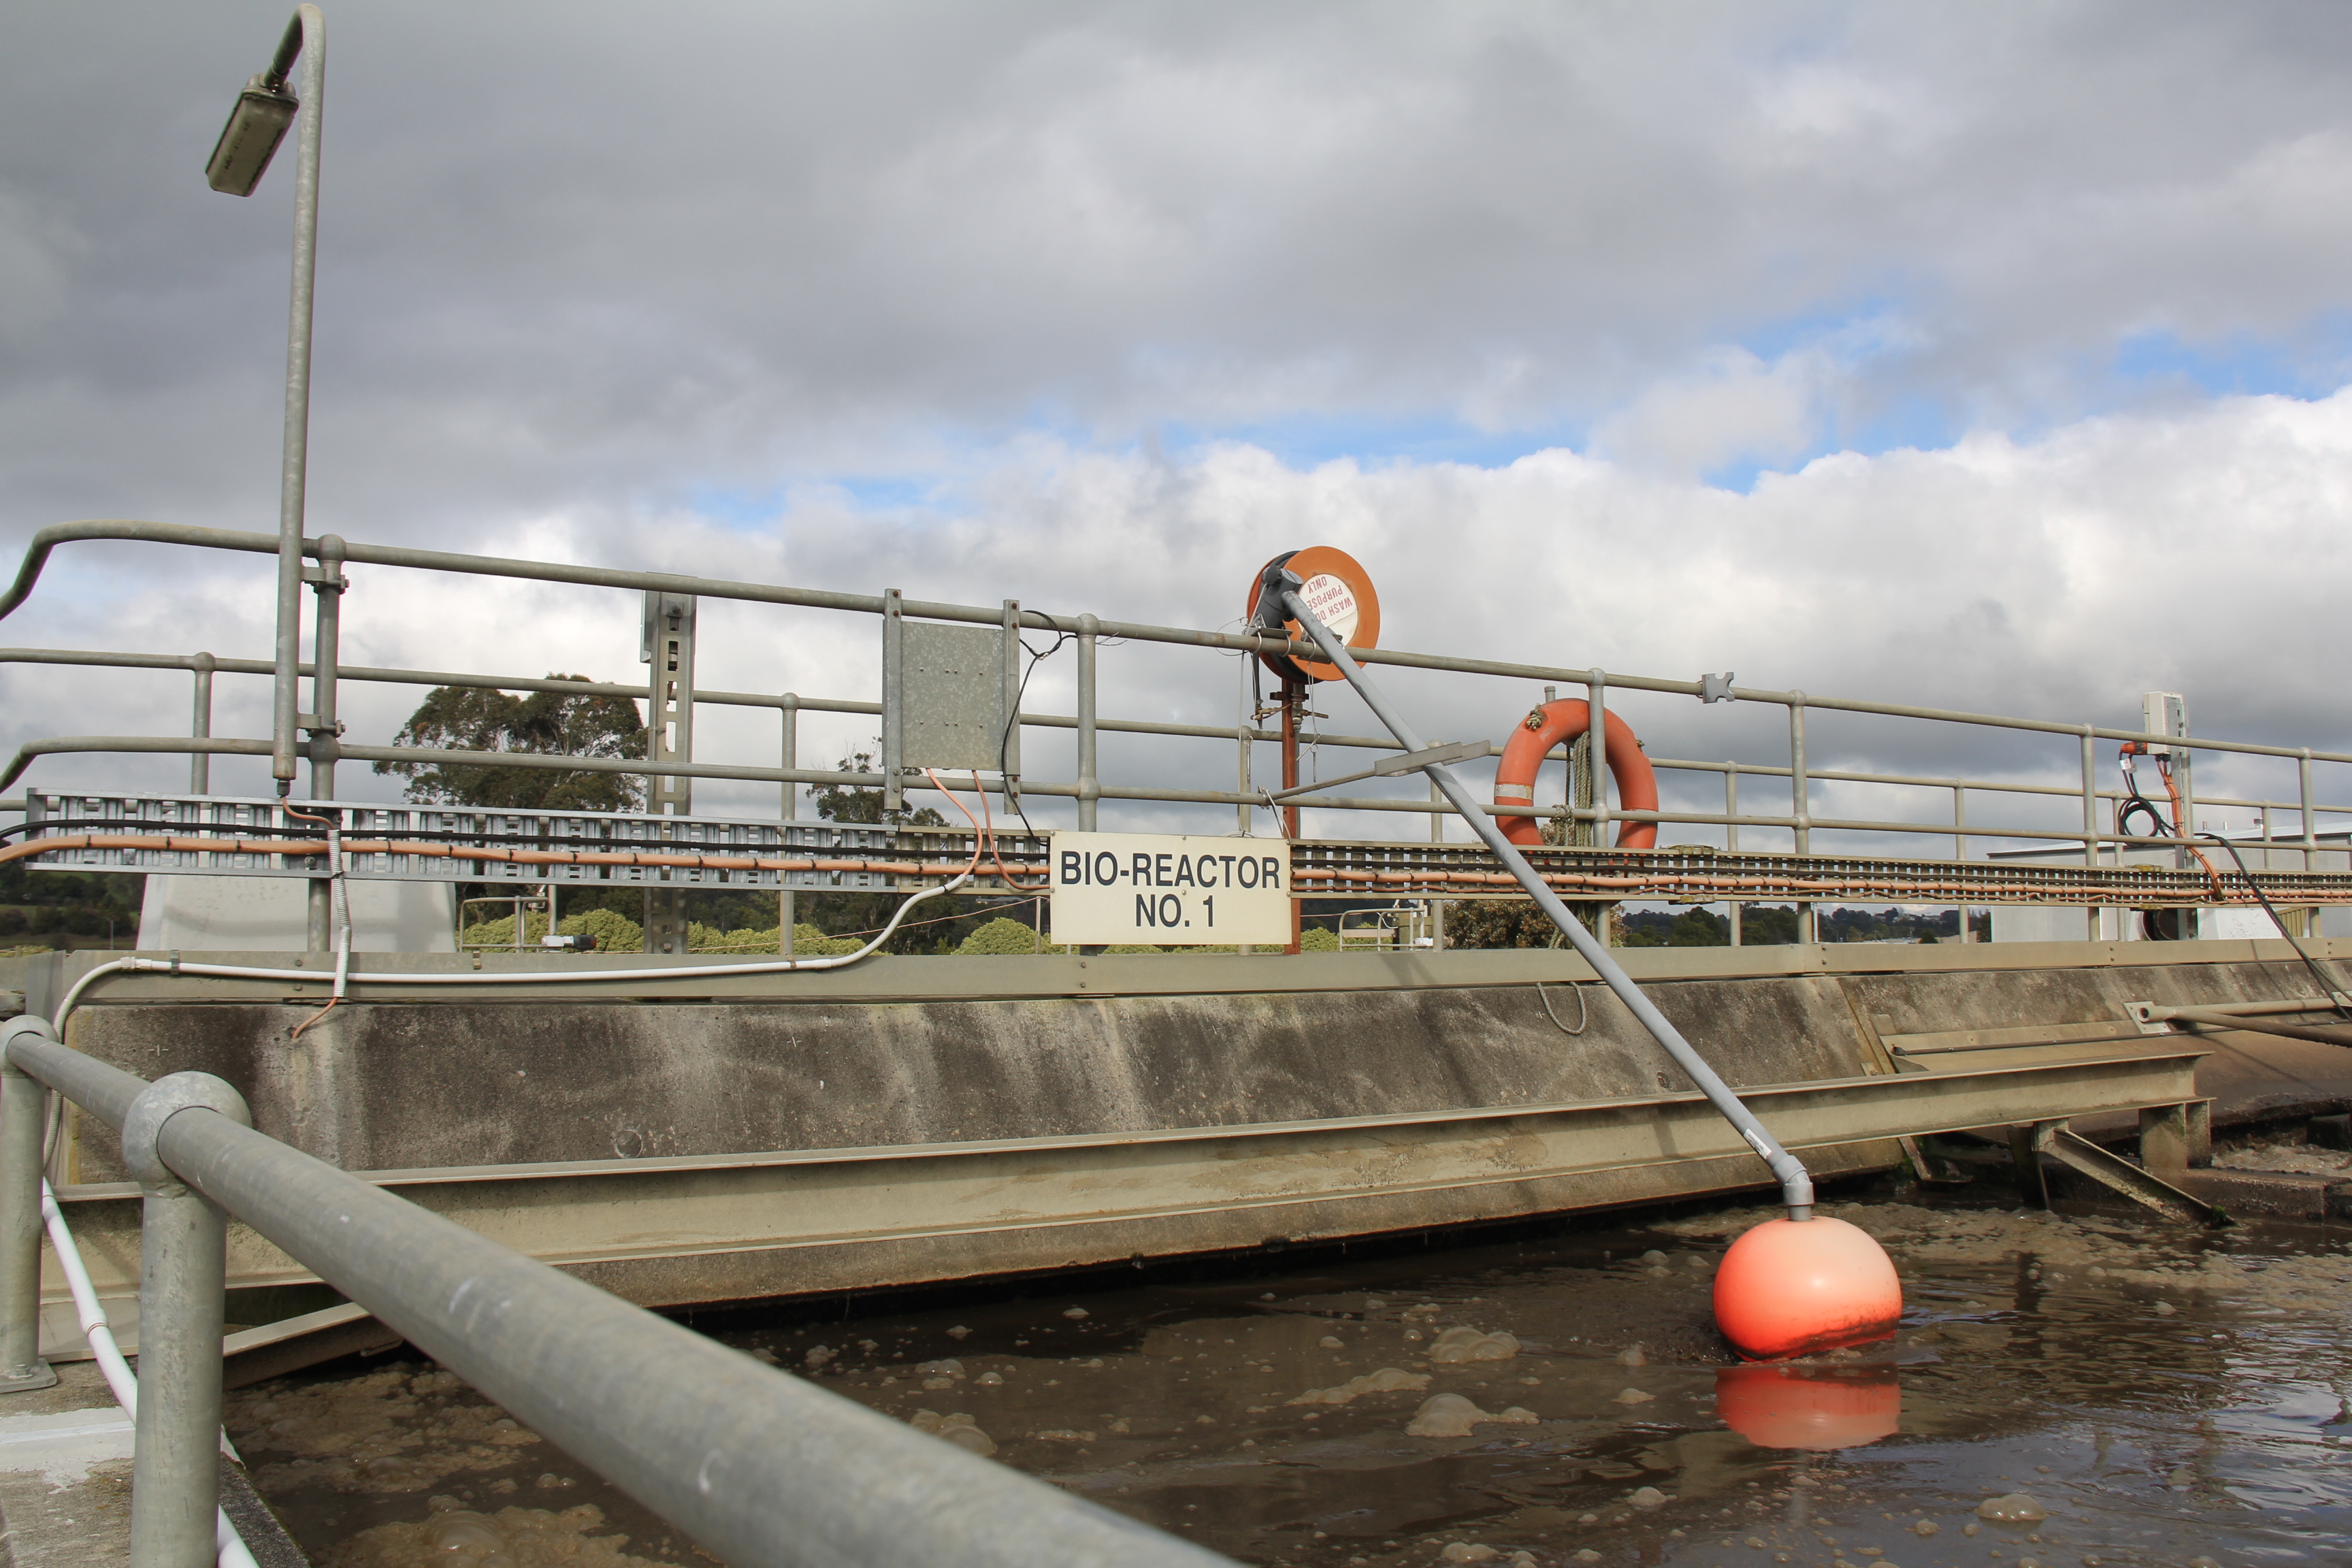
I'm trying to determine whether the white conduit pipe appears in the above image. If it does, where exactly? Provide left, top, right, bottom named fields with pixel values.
left=50, top=866, right=975, bottom=1026
left=40, top=1181, right=259, bottom=1568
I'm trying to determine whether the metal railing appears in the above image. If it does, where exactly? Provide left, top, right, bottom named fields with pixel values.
left=0, top=1015, right=1229, bottom=1568
left=4, top=519, right=2351, bottom=946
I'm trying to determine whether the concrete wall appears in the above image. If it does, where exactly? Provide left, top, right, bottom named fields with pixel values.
left=59, top=969, right=1878, bottom=1179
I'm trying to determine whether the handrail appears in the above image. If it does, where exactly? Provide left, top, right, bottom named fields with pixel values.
left=11, top=644, right=2352, bottom=823
left=7, top=519, right=2350, bottom=764
left=0, top=1019, right=1230, bottom=1568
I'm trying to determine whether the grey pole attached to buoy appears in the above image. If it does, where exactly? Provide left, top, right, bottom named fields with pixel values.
left=1262, top=566, right=1816, bottom=1220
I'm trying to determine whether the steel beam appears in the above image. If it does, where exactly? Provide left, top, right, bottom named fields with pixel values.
left=39, top=1051, right=2202, bottom=1309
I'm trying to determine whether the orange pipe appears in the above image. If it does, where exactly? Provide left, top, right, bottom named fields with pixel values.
left=1492, top=700, right=1660, bottom=850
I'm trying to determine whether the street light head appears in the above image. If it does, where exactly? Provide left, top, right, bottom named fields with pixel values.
left=205, top=74, right=299, bottom=197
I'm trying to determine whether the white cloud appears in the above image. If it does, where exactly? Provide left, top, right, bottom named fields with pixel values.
left=2, top=1, right=2350, bottom=855
left=8, top=389, right=2346, bottom=856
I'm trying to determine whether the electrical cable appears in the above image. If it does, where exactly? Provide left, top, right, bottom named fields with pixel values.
left=1536, top=978, right=1588, bottom=1035
left=996, top=631, right=1072, bottom=841
left=39, top=1178, right=260, bottom=1568
left=48, top=837, right=983, bottom=1030
left=928, top=770, right=1049, bottom=893
left=282, top=800, right=348, bottom=1041
left=2199, top=830, right=2352, bottom=1020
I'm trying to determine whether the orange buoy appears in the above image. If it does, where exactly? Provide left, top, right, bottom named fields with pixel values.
left=1715, top=1363, right=1901, bottom=1451
left=1491, top=699, right=1660, bottom=849
left=1712, top=1215, right=1902, bottom=1361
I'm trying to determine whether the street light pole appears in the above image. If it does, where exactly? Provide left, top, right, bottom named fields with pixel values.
left=205, top=5, right=325, bottom=797
left=208, top=6, right=329, bottom=952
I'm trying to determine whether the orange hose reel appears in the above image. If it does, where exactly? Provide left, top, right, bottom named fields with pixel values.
left=1492, top=699, right=1660, bottom=850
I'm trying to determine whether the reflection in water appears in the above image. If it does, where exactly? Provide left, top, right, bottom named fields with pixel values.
left=1714, top=1364, right=1901, bottom=1452
left=227, top=1192, right=2352, bottom=1567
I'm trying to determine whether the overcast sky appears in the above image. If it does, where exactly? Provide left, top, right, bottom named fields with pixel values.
left=5, top=1, right=2351, bottom=844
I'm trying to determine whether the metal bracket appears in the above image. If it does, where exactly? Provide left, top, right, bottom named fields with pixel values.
left=1699, top=672, right=1735, bottom=704
left=1264, top=738, right=1492, bottom=802
left=299, top=566, right=348, bottom=590
left=2016, top=1117, right=2230, bottom=1227
left=120, top=1072, right=252, bottom=1196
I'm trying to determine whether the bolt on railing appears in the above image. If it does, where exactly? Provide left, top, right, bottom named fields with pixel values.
left=0, top=1017, right=1232, bottom=1568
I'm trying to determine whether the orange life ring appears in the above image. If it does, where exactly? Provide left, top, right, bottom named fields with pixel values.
left=1492, top=698, right=1659, bottom=849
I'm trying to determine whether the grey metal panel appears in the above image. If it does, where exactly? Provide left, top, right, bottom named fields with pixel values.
left=899, top=622, right=1007, bottom=772
left=21, top=793, right=906, bottom=891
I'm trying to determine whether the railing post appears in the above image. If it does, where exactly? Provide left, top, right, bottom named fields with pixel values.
left=780, top=693, right=797, bottom=958
left=2302, top=749, right=2319, bottom=937
left=1586, top=668, right=1611, bottom=946
left=2080, top=724, right=2100, bottom=940
left=1725, top=762, right=1741, bottom=947
left=121, top=1072, right=249, bottom=1568
left=1076, top=615, right=1099, bottom=832
left=880, top=590, right=904, bottom=819
left=189, top=653, right=215, bottom=796
left=305, top=534, right=346, bottom=952
left=0, top=1021, right=56, bottom=1394
left=1953, top=784, right=1971, bottom=943
left=1788, top=694, right=1812, bottom=943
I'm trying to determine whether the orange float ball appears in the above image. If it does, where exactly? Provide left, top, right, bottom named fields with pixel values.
left=1712, top=1215, right=1902, bottom=1361
left=1715, top=1364, right=1901, bottom=1450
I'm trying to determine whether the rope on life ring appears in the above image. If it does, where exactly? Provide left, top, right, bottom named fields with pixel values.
left=1492, top=699, right=1660, bottom=849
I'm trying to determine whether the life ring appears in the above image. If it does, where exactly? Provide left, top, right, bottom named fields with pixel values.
left=1244, top=546, right=1381, bottom=684
left=1493, top=698, right=1659, bottom=849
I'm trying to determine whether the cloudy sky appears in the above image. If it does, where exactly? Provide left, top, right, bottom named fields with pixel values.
left=5, top=1, right=2351, bottom=847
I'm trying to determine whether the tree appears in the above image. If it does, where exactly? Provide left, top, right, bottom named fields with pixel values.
left=806, top=747, right=946, bottom=828
left=800, top=747, right=987, bottom=953
left=374, top=679, right=647, bottom=811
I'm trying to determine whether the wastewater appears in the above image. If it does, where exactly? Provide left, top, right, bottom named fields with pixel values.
left=222, top=1183, right=2352, bottom=1568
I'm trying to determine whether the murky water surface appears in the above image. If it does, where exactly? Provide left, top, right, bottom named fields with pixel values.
left=226, top=1191, right=2352, bottom=1567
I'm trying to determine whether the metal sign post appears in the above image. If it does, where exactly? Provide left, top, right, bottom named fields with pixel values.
left=642, top=591, right=697, bottom=953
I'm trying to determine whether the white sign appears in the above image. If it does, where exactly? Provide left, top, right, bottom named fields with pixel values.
left=1049, top=833, right=1292, bottom=946
left=1295, top=572, right=1359, bottom=645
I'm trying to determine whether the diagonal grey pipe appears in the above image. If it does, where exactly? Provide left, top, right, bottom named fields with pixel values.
left=1269, top=570, right=1815, bottom=1219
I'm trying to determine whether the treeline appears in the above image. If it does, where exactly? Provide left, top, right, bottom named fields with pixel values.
left=0, top=862, right=144, bottom=946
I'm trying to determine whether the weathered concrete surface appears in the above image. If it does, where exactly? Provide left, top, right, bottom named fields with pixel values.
left=0, top=1360, right=309, bottom=1568
left=56, top=971, right=1872, bottom=1177
left=16, top=940, right=2338, bottom=1330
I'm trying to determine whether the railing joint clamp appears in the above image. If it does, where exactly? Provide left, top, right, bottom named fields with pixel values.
left=120, top=1073, right=250, bottom=1195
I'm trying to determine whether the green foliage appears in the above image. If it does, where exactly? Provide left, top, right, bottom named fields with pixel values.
left=1298, top=925, right=1340, bottom=951
left=806, top=747, right=947, bottom=829
left=0, top=861, right=143, bottom=949
left=787, top=922, right=863, bottom=956
left=461, top=906, right=644, bottom=951
left=1616, top=909, right=1732, bottom=947
left=1443, top=899, right=1579, bottom=949
left=374, top=676, right=647, bottom=811
left=958, top=917, right=1049, bottom=955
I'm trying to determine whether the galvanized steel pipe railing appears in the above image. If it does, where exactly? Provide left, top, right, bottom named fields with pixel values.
left=0, top=1017, right=1232, bottom=1568
left=7, top=520, right=2352, bottom=766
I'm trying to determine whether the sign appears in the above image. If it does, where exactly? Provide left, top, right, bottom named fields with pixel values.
left=1296, top=572, right=1358, bottom=645
left=1049, top=832, right=1292, bottom=946
left=1243, top=545, right=1380, bottom=685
